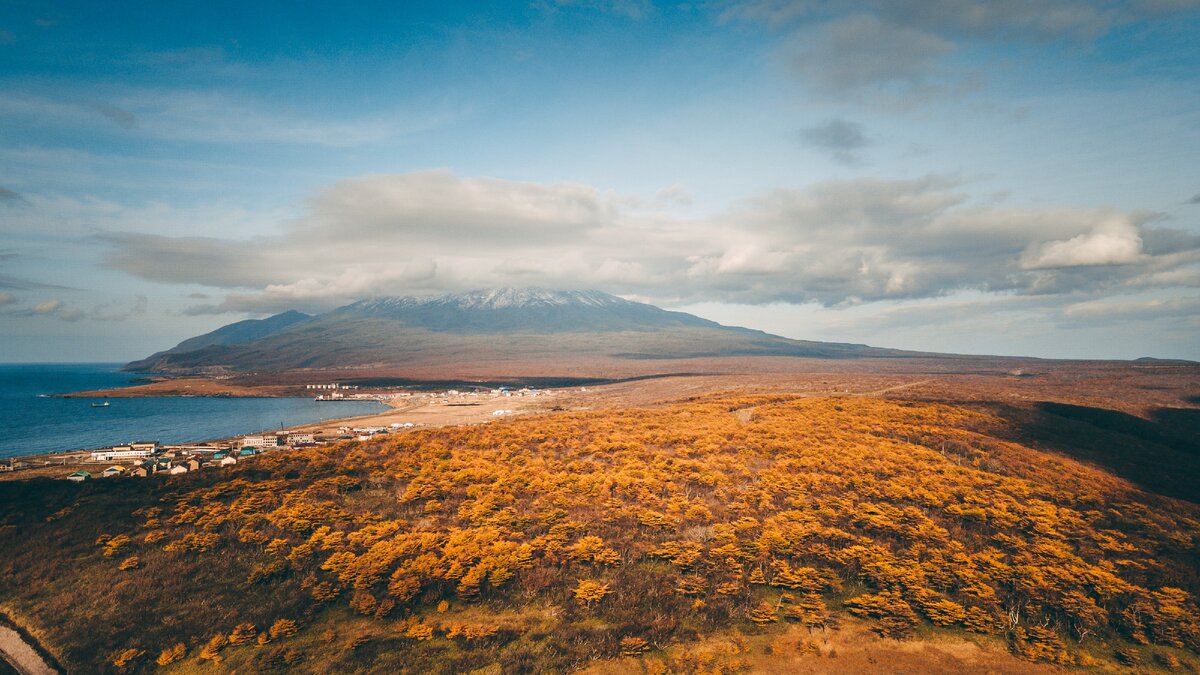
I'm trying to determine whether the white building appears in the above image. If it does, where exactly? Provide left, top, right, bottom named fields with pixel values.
left=180, top=445, right=223, bottom=454
left=285, top=433, right=315, bottom=445
left=90, top=446, right=155, bottom=462
left=241, top=435, right=280, bottom=449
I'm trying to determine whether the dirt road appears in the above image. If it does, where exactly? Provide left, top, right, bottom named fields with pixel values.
left=0, top=621, right=57, bottom=675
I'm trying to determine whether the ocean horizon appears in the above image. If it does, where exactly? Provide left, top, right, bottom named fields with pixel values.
left=0, top=363, right=386, bottom=458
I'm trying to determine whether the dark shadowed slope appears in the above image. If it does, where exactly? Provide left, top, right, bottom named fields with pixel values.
left=126, top=289, right=917, bottom=374
left=995, top=401, right=1200, bottom=503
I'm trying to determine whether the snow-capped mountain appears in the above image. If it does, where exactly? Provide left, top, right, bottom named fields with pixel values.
left=127, top=288, right=909, bottom=373
left=352, top=288, right=631, bottom=313
left=334, top=288, right=720, bottom=333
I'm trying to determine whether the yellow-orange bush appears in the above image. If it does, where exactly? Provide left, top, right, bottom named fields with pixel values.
left=268, top=618, right=298, bottom=640
left=36, top=395, right=1200, bottom=670
left=573, top=579, right=611, bottom=607
left=155, top=642, right=185, bottom=666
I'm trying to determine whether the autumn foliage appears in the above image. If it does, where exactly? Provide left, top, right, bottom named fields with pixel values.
left=1, top=394, right=1198, bottom=672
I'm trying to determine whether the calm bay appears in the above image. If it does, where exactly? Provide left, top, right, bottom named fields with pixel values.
left=0, top=363, right=385, bottom=458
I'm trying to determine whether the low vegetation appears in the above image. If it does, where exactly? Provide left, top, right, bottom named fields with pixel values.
left=1, top=395, right=1198, bottom=672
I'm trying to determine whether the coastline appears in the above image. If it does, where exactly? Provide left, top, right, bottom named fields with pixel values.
left=58, top=376, right=305, bottom=399
left=0, top=378, right=578, bottom=481
left=11, top=355, right=1200, bottom=481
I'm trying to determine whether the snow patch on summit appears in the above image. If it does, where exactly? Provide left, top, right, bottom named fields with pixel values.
left=439, top=289, right=628, bottom=309
left=354, top=289, right=630, bottom=312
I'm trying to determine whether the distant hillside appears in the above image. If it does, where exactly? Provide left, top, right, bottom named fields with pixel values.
left=125, top=310, right=310, bottom=371
left=125, top=289, right=913, bottom=373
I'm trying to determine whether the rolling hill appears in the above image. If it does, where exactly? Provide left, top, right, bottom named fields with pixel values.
left=3, top=392, right=1198, bottom=672
left=125, top=289, right=914, bottom=374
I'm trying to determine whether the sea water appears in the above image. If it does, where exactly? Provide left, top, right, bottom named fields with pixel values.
left=0, top=363, right=386, bottom=458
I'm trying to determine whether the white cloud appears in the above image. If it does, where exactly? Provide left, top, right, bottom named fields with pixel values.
left=0, top=287, right=152, bottom=323
left=0, top=297, right=84, bottom=321
left=298, top=170, right=617, bottom=243
left=33, top=299, right=62, bottom=314
left=1020, top=218, right=1144, bottom=269
left=95, top=171, right=1200, bottom=314
left=183, top=263, right=440, bottom=315
left=1054, top=292, right=1200, bottom=337
left=1062, top=294, right=1200, bottom=320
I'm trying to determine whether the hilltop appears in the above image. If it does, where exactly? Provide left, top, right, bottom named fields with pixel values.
left=125, top=289, right=914, bottom=374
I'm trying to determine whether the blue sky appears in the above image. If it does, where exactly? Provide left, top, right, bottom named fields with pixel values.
left=1, top=0, right=1198, bottom=361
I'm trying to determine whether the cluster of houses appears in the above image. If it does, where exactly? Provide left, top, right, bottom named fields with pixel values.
left=38, top=384, right=566, bottom=483
left=334, top=423, right=417, bottom=441
left=316, top=385, right=554, bottom=404
left=308, top=382, right=362, bottom=401
left=64, top=431, right=323, bottom=482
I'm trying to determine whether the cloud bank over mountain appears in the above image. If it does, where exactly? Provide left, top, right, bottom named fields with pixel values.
left=100, top=170, right=1200, bottom=317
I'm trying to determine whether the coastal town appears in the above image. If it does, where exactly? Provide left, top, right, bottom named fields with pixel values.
left=0, top=382, right=571, bottom=482
left=3, top=428, right=358, bottom=481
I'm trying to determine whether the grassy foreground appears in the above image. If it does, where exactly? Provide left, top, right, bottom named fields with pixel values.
left=0, top=395, right=1197, bottom=673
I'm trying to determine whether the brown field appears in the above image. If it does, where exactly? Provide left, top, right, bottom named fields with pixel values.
left=258, top=356, right=1200, bottom=449
left=23, top=355, right=1199, bottom=498
left=585, top=618, right=1066, bottom=674
left=1, top=354, right=1197, bottom=673
left=63, top=353, right=1200, bottom=411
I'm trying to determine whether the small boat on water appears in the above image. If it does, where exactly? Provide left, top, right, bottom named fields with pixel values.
left=91, top=400, right=110, bottom=408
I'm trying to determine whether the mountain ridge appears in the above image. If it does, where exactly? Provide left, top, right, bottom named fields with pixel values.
left=125, top=289, right=912, bottom=373
left=331, top=288, right=731, bottom=334
left=125, top=309, right=312, bottom=371
left=352, top=288, right=633, bottom=311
